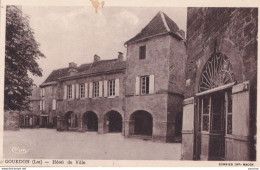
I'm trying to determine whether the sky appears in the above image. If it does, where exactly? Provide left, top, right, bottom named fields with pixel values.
left=22, top=6, right=187, bottom=86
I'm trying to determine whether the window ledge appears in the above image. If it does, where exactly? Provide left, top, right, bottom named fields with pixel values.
left=108, top=96, right=116, bottom=98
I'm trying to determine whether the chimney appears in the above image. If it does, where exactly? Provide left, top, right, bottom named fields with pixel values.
left=68, top=62, right=77, bottom=76
left=94, top=54, right=100, bottom=62
left=118, top=52, right=123, bottom=61
left=69, top=62, right=77, bottom=68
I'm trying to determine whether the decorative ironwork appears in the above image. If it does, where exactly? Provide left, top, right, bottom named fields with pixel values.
left=199, top=53, right=234, bottom=92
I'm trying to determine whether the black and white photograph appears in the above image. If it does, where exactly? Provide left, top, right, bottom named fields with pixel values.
left=1, top=0, right=258, bottom=166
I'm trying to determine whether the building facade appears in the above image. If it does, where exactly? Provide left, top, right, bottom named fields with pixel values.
left=181, top=8, right=257, bottom=161
left=40, top=53, right=126, bottom=134
left=124, top=11, right=187, bottom=142
left=38, top=11, right=186, bottom=143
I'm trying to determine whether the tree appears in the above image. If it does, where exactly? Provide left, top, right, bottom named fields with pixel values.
left=5, top=6, right=45, bottom=111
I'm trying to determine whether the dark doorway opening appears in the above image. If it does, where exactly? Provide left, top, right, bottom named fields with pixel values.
left=53, top=116, right=57, bottom=128
left=105, top=111, right=122, bottom=133
left=175, top=111, right=183, bottom=138
left=65, top=111, right=78, bottom=130
left=83, top=111, right=98, bottom=131
left=41, top=116, right=48, bottom=128
left=130, top=110, right=153, bottom=136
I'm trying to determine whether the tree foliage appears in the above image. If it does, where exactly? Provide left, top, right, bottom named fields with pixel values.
left=5, top=6, right=45, bottom=111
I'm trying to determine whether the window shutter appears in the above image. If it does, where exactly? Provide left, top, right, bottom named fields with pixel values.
left=99, top=81, right=103, bottom=97
left=149, top=74, right=155, bottom=94
left=63, top=85, right=67, bottom=100
left=104, top=80, right=108, bottom=97
left=85, top=83, right=88, bottom=98
left=75, top=84, right=79, bottom=99
left=115, top=79, right=120, bottom=96
left=43, top=100, right=45, bottom=111
left=89, top=82, right=93, bottom=98
left=135, top=76, right=140, bottom=95
left=52, top=100, right=56, bottom=110
left=40, top=100, right=42, bottom=110
left=72, top=84, right=75, bottom=99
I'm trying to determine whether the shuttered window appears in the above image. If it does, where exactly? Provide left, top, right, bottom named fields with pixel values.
left=141, top=76, right=149, bottom=94
left=67, top=85, right=73, bottom=99
left=108, top=80, right=115, bottom=97
left=79, top=84, right=85, bottom=98
left=93, top=82, right=99, bottom=98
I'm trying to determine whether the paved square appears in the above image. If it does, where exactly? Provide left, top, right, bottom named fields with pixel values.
left=4, top=129, right=181, bottom=160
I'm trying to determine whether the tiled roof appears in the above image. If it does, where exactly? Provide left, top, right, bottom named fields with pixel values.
left=125, top=11, right=184, bottom=45
left=42, top=59, right=126, bottom=84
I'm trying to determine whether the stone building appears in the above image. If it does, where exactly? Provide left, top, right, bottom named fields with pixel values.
left=40, top=53, right=126, bottom=133
left=124, top=11, right=187, bottom=142
left=181, top=8, right=257, bottom=160
left=39, top=11, right=186, bottom=143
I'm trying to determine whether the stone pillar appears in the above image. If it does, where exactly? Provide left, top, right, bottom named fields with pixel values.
left=166, top=120, right=175, bottom=142
left=152, top=121, right=167, bottom=142
left=123, top=120, right=131, bottom=137
left=181, top=97, right=194, bottom=160
left=98, top=117, right=104, bottom=134
left=77, top=116, right=83, bottom=132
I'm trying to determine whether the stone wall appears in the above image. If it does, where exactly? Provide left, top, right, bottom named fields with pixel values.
left=4, top=111, right=20, bottom=130
left=185, top=8, right=258, bottom=98
left=125, top=34, right=186, bottom=142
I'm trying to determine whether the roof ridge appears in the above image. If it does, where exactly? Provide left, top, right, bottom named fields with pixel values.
left=160, top=11, right=170, bottom=32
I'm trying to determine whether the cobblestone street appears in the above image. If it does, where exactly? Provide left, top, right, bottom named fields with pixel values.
left=4, top=129, right=181, bottom=160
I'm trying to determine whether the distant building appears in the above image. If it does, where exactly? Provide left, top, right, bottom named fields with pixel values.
left=181, top=8, right=257, bottom=161
left=20, top=87, right=41, bottom=128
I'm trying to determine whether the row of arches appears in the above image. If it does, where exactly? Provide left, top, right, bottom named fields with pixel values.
left=64, top=110, right=155, bottom=135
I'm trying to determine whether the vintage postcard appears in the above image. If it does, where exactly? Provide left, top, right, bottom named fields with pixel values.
left=0, top=0, right=259, bottom=167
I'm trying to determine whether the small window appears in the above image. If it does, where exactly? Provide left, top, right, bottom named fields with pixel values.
left=67, top=85, right=72, bottom=99
left=139, top=46, right=146, bottom=60
left=79, top=84, right=85, bottom=98
left=108, top=80, right=115, bottom=97
left=93, top=82, right=99, bottom=98
left=141, top=76, right=149, bottom=94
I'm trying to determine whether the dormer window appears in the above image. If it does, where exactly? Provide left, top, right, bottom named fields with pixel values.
left=139, top=45, right=146, bottom=60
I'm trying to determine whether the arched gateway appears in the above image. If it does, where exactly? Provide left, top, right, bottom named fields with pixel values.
left=104, top=110, right=122, bottom=133
left=129, top=110, right=153, bottom=136
left=194, top=53, right=236, bottom=160
left=82, top=111, right=98, bottom=131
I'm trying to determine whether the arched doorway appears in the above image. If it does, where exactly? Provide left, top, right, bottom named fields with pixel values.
left=194, top=53, right=235, bottom=160
left=65, top=111, right=78, bottom=129
left=104, top=110, right=122, bottom=133
left=82, top=111, right=98, bottom=131
left=130, top=110, right=153, bottom=136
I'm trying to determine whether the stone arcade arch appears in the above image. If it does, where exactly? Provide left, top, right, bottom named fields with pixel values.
left=129, top=110, right=153, bottom=136
left=65, top=111, right=78, bottom=130
left=82, top=111, right=98, bottom=131
left=104, top=110, right=122, bottom=133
